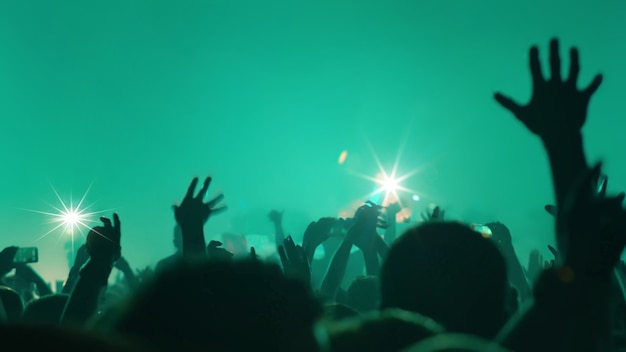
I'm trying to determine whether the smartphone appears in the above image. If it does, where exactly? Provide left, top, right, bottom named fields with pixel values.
left=471, top=224, right=492, bottom=238
left=13, top=247, right=38, bottom=264
left=328, top=218, right=355, bottom=237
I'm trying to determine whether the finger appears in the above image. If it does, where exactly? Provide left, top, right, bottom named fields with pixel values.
left=547, top=246, right=557, bottom=258
left=529, top=45, right=545, bottom=86
left=567, top=47, right=580, bottom=84
left=582, top=74, right=603, bottom=97
left=185, top=177, right=199, bottom=200
left=197, top=177, right=212, bottom=200
left=494, top=93, right=523, bottom=116
left=544, top=204, right=556, bottom=216
left=100, top=216, right=112, bottom=228
left=210, top=206, right=228, bottom=216
left=208, top=240, right=222, bottom=248
left=207, top=193, right=225, bottom=208
left=549, top=38, right=561, bottom=81
left=113, top=213, right=121, bottom=230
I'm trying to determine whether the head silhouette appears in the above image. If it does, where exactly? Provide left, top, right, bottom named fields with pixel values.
left=380, top=222, right=508, bottom=338
left=0, top=285, right=24, bottom=323
left=22, top=293, right=69, bottom=325
left=105, top=259, right=322, bottom=351
left=327, top=308, right=445, bottom=352
left=347, top=275, right=379, bottom=313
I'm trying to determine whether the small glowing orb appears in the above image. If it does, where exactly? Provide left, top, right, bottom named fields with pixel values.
left=412, top=194, right=420, bottom=201
left=338, top=150, right=348, bottom=165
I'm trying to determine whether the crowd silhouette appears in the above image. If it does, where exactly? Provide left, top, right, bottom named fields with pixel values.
left=2, top=38, right=626, bottom=351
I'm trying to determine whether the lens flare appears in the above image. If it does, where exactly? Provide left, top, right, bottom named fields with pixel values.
left=20, top=183, right=115, bottom=252
left=340, top=132, right=433, bottom=222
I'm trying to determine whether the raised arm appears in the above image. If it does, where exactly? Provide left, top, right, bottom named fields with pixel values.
left=493, top=38, right=619, bottom=352
left=268, top=210, right=286, bottom=251
left=494, top=39, right=601, bottom=228
left=61, top=213, right=121, bottom=325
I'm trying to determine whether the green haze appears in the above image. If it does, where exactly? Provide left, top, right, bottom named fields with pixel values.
left=0, top=0, right=624, bottom=282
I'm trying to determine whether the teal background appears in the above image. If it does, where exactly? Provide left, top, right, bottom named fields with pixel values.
left=0, top=0, right=624, bottom=283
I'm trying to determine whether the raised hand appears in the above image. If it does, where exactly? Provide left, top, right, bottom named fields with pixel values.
left=486, top=222, right=513, bottom=249
left=268, top=210, right=284, bottom=224
left=558, top=163, right=626, bottom=274
left=174, top=177, right=226, bottom=230
left=346, top=201, right=385, bottom=250
left=544, top=245, right=558, bottom=269
left=206, top=240, right=234, bottom=261
left=86, top=213, right=122, bottom=265
left=278, top=236, right=310, bottom=284
left=494, top=38, right=602, bottom=138
left=0, top=246, right=18, bottom=277
left=544, top=173, right=608, bottom=218
left=301, top=217, right=335, bottom=262
left=420, top=204, right=445, bottom=222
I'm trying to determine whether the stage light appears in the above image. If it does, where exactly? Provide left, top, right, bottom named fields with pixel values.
left=20, top=183, right=114, bottom=251
left=380, top=176, right=399, bottom=193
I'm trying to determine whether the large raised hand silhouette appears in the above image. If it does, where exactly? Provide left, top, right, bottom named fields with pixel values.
left=174, top=177, right=226, bottom=230
left=174, top=177, right=226, bottom=259
left=494, top=38, right=602, bottom=138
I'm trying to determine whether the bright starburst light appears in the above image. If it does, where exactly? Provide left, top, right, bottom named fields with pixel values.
left=347, top=137, right=421, bottom=208
left=20, top=183, right=113, bottom=251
